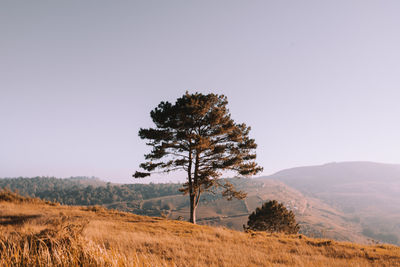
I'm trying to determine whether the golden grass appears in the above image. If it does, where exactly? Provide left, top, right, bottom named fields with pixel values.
left=0, top=191, right=399, bottom=266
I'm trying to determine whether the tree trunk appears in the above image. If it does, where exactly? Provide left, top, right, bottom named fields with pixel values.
left=189, top=194, right=197, bottom=224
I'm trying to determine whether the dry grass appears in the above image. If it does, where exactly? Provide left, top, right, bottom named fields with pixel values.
left=0, top=190, right=399, bottom=266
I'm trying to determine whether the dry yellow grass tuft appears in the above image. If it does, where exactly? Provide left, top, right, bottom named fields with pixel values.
left=0, top=191, right=399, bottom=266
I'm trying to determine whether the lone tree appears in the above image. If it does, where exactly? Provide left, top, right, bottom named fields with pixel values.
left=134, top=92, right=263, bottom=224
left=246, top=200, right=300, bottom=234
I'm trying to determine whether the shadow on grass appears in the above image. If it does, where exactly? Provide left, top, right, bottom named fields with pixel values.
left=0, top=215, right=41, bottom=226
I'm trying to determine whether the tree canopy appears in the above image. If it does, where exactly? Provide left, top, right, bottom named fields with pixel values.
left=0, top=177, right=180, bottom=206
left=134, top=92, right=262, bottom=223
left=246, top=200, right=300, bottom=234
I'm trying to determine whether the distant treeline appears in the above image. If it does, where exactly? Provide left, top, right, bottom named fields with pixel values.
left=0, top=177, right=182, bottom=205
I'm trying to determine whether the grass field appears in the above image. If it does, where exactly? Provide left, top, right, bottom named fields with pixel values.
left=0, top=190, right=399, bottom=266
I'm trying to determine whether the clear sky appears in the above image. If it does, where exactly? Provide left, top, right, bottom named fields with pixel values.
left=1, top=1, right=400, bottom=183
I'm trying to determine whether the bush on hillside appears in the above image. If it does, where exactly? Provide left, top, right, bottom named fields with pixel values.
left=245, top=200, right=299, bottom=234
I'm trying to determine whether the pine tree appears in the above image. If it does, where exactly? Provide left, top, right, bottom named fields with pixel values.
left=246, top=200, right=300, bottom=234
left=134, top=92, right=263, bottom=224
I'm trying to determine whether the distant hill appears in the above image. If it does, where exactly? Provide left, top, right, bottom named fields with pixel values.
left=267, top=161, right=400, bottom=190
left=0, top=176, right=107, bottom=190
left=262, top=162, right=400, bottom=245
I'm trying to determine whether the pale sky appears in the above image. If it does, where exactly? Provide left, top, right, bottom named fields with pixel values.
left=1, top=1, right=400, bottom=183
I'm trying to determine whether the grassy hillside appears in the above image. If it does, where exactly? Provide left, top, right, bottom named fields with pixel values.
left=0, top=177, right=370, bottom=244
left=265, top=162, right=400, bottom=245
left=152, top=178, right=368, bottom=244
left=0, top=190, right=399, bottom=266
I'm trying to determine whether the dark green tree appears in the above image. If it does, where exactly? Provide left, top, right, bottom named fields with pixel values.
left=246, top=200, right=300, bottom=234
left=134, top=92, right=263, bottom=224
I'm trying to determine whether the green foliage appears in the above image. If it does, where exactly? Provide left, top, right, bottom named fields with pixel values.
left=0, top=177, right=181, bottom=206
left=246, top=200, right=300, bottom=234
left=134, top=92, right=262, bottom=223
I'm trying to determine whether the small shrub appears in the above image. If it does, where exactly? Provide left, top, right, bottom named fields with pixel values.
left=246, top=200, right=300, bottom=234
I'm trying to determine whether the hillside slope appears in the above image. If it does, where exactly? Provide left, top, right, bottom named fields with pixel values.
left=151, top=179, right=368, bottom=244
left=1, top=191, right=399, bottom=267
left=264, top=162, right=400, bottom=245
left=0, top=176, right=369, bottom=244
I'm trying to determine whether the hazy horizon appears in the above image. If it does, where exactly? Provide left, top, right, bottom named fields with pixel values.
left=2, top=1, right=400, bottom=183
